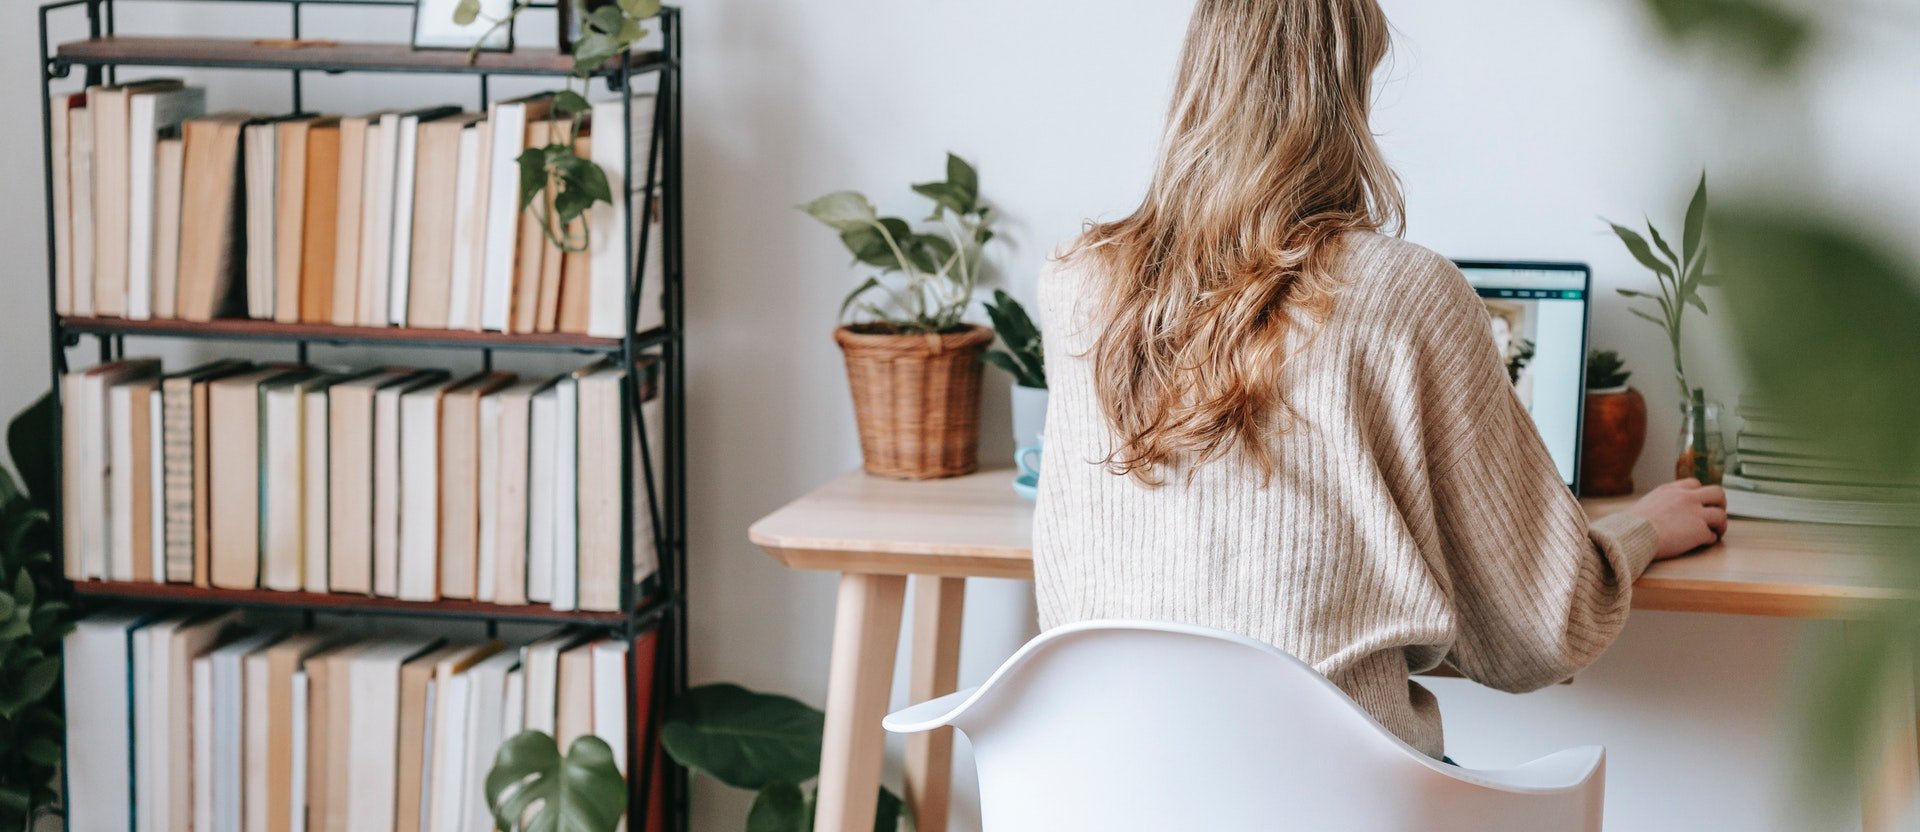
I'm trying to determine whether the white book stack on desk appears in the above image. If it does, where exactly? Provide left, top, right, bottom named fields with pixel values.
left=1726, top=394, right=1919, bottom=527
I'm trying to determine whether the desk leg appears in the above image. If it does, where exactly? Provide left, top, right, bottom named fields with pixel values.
left=904, top=577, right=966, bottom=832
left=1847, top=623, right=1919, bottom=832
left=815, top=573, right=909, bottom=832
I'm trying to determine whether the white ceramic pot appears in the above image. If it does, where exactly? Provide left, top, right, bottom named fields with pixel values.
left=1010, top=385, right=1048, bottom=450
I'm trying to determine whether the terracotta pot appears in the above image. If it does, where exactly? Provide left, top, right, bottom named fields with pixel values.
left=1580, top=387, right=1648, bottom=497
left=835, top=324, right=994, bottom=479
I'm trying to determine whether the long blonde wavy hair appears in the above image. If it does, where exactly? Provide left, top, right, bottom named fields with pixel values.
left=1070, top=0, right=1405, bottom=484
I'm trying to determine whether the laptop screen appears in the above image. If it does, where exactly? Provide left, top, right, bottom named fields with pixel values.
left=1454, top=261, right=1592, bottom=488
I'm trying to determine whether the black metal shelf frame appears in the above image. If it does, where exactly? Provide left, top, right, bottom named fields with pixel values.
left=34, top=1, right=689, bottom=828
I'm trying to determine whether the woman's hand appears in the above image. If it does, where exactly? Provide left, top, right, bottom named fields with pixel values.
left=1620, top=478, right=1729, bottom=560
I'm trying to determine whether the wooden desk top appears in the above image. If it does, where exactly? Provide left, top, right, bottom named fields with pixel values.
left=750, top=469, right=1920, bottom=619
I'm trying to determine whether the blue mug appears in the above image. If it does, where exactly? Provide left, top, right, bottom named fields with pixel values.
left=1016, top=435, right=1044, bottom=480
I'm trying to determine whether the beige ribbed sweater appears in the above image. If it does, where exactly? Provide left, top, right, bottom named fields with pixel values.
left=1033, top=232, right=1658, bottom=759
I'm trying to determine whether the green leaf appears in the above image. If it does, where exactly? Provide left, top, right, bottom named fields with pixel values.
left=1684, top=290, right=1709, bottom=315
left=0, top=786, right=26, bottom=817
left=874, top=787, right=903, bottom=832
left=840, top=219, right=911, bottom=271
left=1629, top=308, right=1666, bottom=328
left=451, top=0, right=482, bottom=26
left=618, top=0, right=662, bottom=18
left=552, top=90, right=591, bottom=116
left=945, top=153, right=978, bottom=205
left=839, top=278, right=884, bottom=322
left=798, top=192, right=880, bottom=233
left=23, top=738, right=58, bottom=767
left=659, top=683, right=826, bottom=790
left=980, top=351, right=1042, bottom=389
left=7, top=393, right=54, bottom=508
left=587, top=5, right=626, bottom=35
left=572, top=32, right=623, bottom=72
left=1649, top=221, right=1682, bottom=272
left=910, top=182, right=971, bottom=219
left=554, top=190, right=594, bottom=226
left=1608, top=222, right=1675, bottom=281
left=13, top=571, right=33, bottom=609
left=517, top=148, right=549, bottom=211
left=1616, top=288, right=1654, bottom=299
left=0, top=592, right=14, bottom=623
left=1683, top=173, right=1708, bottom=268
left=572, top=159, right=614, bottom=204
left=616, top=18, right=646, bottom=44
left=746, top=783, right=807, bottom=832
left=485, top=731, right=628, bottom=832
left=0, top=657, right=59, bottom=718
left=1695, top=272, right=1726, bottom=287
left=1639, top=0, right=1812, bottom=72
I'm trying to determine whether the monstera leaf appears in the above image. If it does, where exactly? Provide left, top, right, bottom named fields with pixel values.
left=660, top=684, right=824, bottom=790
left=485, top=732, right=627, bottom=832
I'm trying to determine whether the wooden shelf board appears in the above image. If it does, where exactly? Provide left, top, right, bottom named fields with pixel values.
left=61, top=315, right=629, bottom=352
left=70, top=580, right=644, bottom=624
left=55, top=36, right=662, bottom=77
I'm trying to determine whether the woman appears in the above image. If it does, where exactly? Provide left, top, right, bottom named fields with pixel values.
left=1033, top=0, right=1726, bottom=761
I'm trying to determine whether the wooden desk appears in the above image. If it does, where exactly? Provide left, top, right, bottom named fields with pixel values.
left=751, top=468, right=1920, bottom=832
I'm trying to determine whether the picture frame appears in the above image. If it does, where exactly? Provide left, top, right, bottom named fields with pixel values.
left=411, top=0, right=516, bottom=53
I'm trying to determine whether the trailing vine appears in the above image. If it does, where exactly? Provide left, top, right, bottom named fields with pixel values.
left=456, top=0, right=662, bottom=251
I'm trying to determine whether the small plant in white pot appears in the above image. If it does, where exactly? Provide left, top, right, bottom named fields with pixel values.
left=799, top=153, right=999, bottom=480
left=982, top=290, right=1047, bottom=496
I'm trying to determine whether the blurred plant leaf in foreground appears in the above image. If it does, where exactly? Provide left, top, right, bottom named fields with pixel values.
left=1714, top=206, right=1920, bottom=817
left=1640, top=0, right=1815, bottom=71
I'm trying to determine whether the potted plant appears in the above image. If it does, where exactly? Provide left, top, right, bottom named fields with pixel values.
left=486, top=731, right=628, bottom=832
left=982, top=290, right=1046, bottom=494
left=800, top=154, right=998, bottom=480
left=0, top=395, right=69, bottom=832
left=1579, top=350, right=1647, bottom=497
left=1607, top=173, right=1726, bottom=483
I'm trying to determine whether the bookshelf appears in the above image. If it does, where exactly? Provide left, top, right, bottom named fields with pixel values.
left=35, top=0, right=689, bottom=829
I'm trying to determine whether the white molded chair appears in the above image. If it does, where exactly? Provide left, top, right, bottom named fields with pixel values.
left=883, top=620, right=1604, bottom=831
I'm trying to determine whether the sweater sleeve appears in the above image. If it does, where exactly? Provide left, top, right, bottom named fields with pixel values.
left=1405, top=261, right=1659, bottom=693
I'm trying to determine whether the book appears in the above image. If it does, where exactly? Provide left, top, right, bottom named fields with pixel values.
left=398, top=374, right=473, bottom=601
left=52, top=92, right=85, bottom=315
left=108, top=374, right=161, bottom=582
left=576, top=362, right=628, bottom=611
left=325, top=369, right=423, bottom=593
left=259, top=370, right=323, bottom=591
left=148, top=387, right=166, bottom=582
left=511, top=117, right=556, bottom=335
left=521, top=630, right=589, bottom=736
left=388, top=106, right=464, bottom=326
left=212, top=631, right=285, bottom=832
left=302, top=376, right=332, bottom=593
left=489, top=377, right=555, bottom=605
left=133, top=614, right=191, bottom=832
left=70, top=100, right=97, bottom=315
left=93, top=80, right=185, bottom=317
left=246, top=119, right=280, bottom=319
left=331, top=113, right=383, bottom=325
left=555, top=639, right=595, bottom=750
left=534, top=122, right=578, bottom=333
left=274, top=116, right=328, bottom=322
left=586, top=96, right=661, bottom=337
left=503, top=667, right=526, bottom=737
left=177, top=113, right=254, bottom=321
left=1722, top=472, right=1918, bottom=504
left=1725, top=475, right=1920, bottom=527
left=127, top=85, right=206, bottom=320
left=592, top=639, right=630, bottom=774
left=398, top=643, right=477, bottom=832
left=551, top=368, right=583, bottom=611
left=152, top=136, right=187, bottom=319
left=300, top=119, right=344, bottom=323
left=375, top=372, right=451, bottom=596
left=1739, top=458, right=1920, bottom=488
left=290, top=670, right=309, bottom=832
left=439, top=372, right=516, bottom=599
left=358, top=118, right=397, bottom=326
left=526, top=383, right=561, bottom=604
left=66, top=359, right=162, bottom=580
left=160, top=360, right=250, bottom=584
left=65, top=611, right=156, bottom=832
left=300, top=640, right=363, bottom=832
left=163, top=612, right=240, bottom=830
left=481, top=93, right=554, bottom=331
left=406, top=113, right=482, bottom=328
left=459, top=650, right=522, bottom=829
left=426, top=643, right=505, bottom=832
left=248, top=633, right=331, bottom=832
left=345, top=638, right=444, bottom=832
left=448, top=119, right=491, bottom=331
left=208, top=366, right=303, bottom=589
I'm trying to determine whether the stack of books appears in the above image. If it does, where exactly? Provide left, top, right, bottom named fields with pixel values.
left=60, top=356, right=663, bottom=612
left=1724, top=394, right=1919, bottom=526
left=64, top=612, right=662, bottom=832
left=50, top=84, right=662, bottom=335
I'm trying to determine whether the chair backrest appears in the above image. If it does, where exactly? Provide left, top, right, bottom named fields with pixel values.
left=885, top=620, right=1603, bottom=832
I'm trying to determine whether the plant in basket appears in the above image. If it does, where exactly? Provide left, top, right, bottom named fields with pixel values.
left=799, top=153, right=1000, bottom=480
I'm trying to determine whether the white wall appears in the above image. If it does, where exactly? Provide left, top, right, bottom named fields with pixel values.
left=4, top=1, right=1916, bottom=830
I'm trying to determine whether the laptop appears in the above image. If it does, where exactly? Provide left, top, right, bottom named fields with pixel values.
left=1453, top=261, right=1592, bottom=491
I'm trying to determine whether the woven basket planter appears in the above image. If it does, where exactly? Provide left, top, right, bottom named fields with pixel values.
left=835, top=324, right=994, bottom=480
